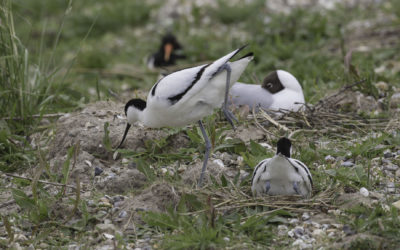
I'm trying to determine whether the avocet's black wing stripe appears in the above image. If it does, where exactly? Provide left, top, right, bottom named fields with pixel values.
left=168, top=63, right=211, bottom=105
left=294, top=159, right=313, bottom=187
left=251, top=159, right=269, bottom=186
left=151, top=77, right=164, bottom=96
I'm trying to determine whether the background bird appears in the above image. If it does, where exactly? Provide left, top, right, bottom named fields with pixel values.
left=118, top=46, right=253, bottom=187
left=251, top=137, right=313, bottom=198
left=147, top=33, right=186, bottom=69
left=229, top=70, right=305, bottom=112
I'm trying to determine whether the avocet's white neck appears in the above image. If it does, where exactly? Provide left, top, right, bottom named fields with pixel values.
left=126, top=106, right=146, bottom=125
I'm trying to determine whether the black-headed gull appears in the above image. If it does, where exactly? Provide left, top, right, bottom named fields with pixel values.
left=230, top=70, right=305, bottom=112
left=119, top=46, right=253, bottom=186
left=251, top=137, right=312, bottom=198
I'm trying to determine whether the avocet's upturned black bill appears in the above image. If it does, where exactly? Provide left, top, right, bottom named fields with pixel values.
left=251, top=137, right=313, bottom=198
left=118, top=46, right=253, bottom=187
left=147, top=33, right=185, bottom=69
left=229, top=70, right=305, bottom=112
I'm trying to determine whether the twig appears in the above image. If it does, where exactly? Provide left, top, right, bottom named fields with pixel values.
left=3, top=113, right=66, bottom=120
left=259, top=109, right=290, bottom=132
left=1, top=172, right=78, bottom=190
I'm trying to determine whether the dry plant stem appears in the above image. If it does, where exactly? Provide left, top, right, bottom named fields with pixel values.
left=259, top=109, right=290, bottom=132
left=3, top=113, right=66, bottom=120
left=1, top=172, right=78, bottom=190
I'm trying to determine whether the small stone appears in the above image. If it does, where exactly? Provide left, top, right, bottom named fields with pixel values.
left=119, top=210, right=128, bottom=218
left=237, top=156, right=244, bottom=166
left=122, top=158, right=129, bottom=164
left=375, top=81, right=388, bottom=91
left=383, top=164, right=399, bottom=171
left=328, top=231, right=335, bottom=237
left=390, top=92, right=400, bottom=108
left=14, top=233, right=28, bottom=242
left=177, top=165, right=187, bottom=173
left=360, top=187, right=369, bottom=197
left=213, top=159, right=224, bottom=168
left=301, top=212, right=310, bottom=221
left=292, top=239, right=312, bottom=249
left=321, top=224, right=330, bottom=230
left=293, top=226, right=305, bottom=238
left=341, top=161, right=355, bottom=167
left=278, top=225, right=288, bottom=236
left=383, top=150, right=394, bottom=158
left=95, top=167, right=104, bottom=176
left=311, top=222, right=321, bottom=228
left=312, top=229, right=325, bottom=237
left=161, top=168, right=168, bottom=175
left=223, top=237, right=230, bottom=242
left=96, top=223, right=116, bottom=234
left=392, top=200, right=400, bottom=209
left=87, top=200, right=96, bottom=207
left=10, top=243, right=22, bottom=250
left=324, top=155, right=335, bottom=163
left=386, top=182, right=396, bottom=193
left=342, top=224, right=356, bottom=236
left=289, top=218, right=299, bottom=224
left=396, top=169, right=400, bottom=178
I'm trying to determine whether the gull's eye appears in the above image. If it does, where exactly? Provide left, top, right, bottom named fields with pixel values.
left=266, top=82, right=273, bottom=89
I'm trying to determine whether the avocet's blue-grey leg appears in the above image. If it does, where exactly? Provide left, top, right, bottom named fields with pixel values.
left=265, top=180, right=271, bottom=194
left=197, top=120, right=212, bottom=188
left=293, top=181, right=301, bottom=195
left=219, top=64, right=238, bottom=129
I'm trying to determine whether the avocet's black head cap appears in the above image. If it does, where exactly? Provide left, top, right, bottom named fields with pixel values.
left=262, top=71, right=284, bottom=94
left=161, top=33, right=182, bottom=49
left=125, top=98, right=146, bottom=115
left=277, top=137, right=291, bottom=158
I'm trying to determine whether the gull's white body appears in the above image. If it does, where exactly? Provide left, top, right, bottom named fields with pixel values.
left=127, top=48, right=253, bottom=128
left=230, top=70, right=305, bottom=112
left=251, top=154, right=312, bottom=198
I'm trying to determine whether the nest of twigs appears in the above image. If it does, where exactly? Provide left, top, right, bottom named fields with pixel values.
left=252, top=80, right=399, bottom=139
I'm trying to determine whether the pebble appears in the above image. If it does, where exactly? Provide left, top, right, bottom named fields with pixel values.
left=177, top=165, right=187, bottom=173
left=383, top=164, right=399, bottom=171
left=341, top=161, right=355, bottom=167
left=119, top=210, right=128, bottom=218
left=292, top=239, right=312, bottom=249
left=293, top=226, right=305, bottom=238
left=237, top=156, right=244, bottom=166
left=289, top=218, right=299, bottom=224
left=392, top=200, right=400, bottom=209
left=213, top=159, right=224, bottom=168
left=386, top=182, right=396, bottom=193
left=96, top=223, right=116, bottom=234
left=342, top=224, right=356, bottom=236
left=324, top=155, right=335, bottom=163
left=312, top=229, right=325, bottom=237
left=383, top=150, right=394, bottom=158
left=360, top=187, right=369, bottom=197
left=396, top=169, right=400, bottom=178
left=95, top=167, right=104, bottom=176
left=223, top=237, right=230, bottom=242
left=278, top=225, right=288, bottom=236
left=301, top=212, right=310, bottom=221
